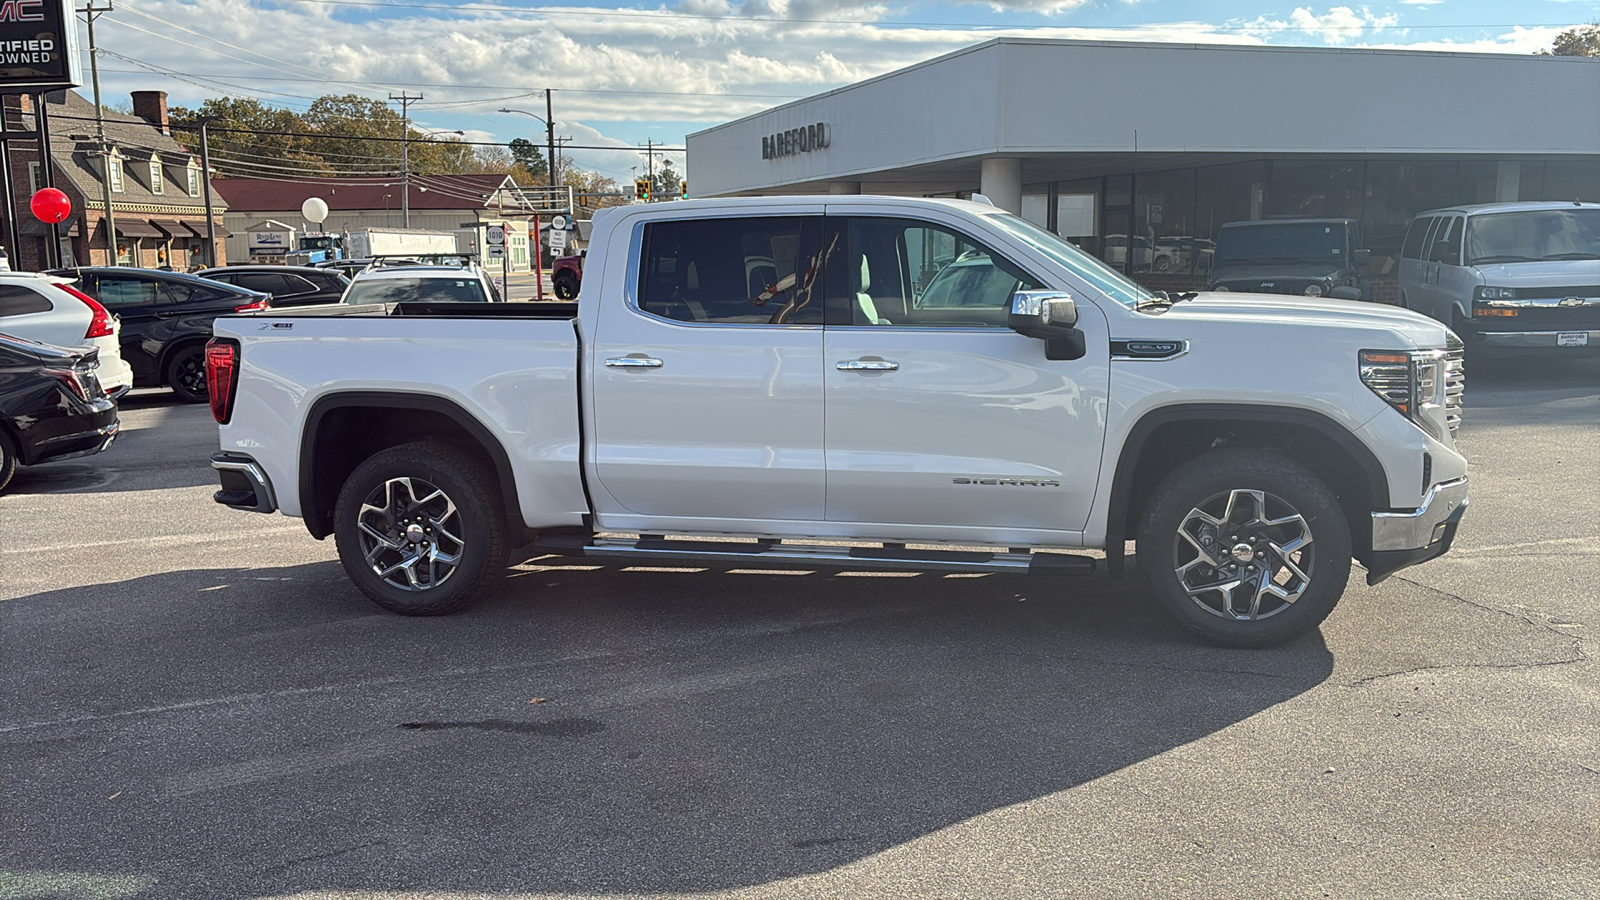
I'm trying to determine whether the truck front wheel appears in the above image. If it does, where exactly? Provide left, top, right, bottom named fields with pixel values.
left=333, top=441, right=507, bottom=615
left=1136, top=449, right=1351, bottom=647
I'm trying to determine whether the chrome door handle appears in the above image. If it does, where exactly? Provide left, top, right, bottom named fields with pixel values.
left=837, top=359, right=898, bottom=371
left=605, top=356, right=663, bottom=368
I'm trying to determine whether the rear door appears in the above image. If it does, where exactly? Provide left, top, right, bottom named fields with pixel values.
left=588, top=212, right=828, bottom=525
left=821, top=210, right=1110, bottom=539
left=81, top=273, right=168, bottom=381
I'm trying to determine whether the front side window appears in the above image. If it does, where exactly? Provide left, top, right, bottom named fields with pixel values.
left=838, top=217, right=1040, bottom=328
left=638, top=216, right=823, bottom=325
left=94, top=277, right=161, bottom=308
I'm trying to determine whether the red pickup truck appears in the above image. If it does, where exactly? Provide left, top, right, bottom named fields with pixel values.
left=552, top=252, right=582, bottom=299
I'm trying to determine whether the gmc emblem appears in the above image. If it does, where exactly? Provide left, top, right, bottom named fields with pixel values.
left=0, top=0, right=45, bottom=22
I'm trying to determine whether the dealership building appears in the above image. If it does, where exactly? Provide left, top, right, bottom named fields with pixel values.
left=686, top=39, right=1600, bottom=295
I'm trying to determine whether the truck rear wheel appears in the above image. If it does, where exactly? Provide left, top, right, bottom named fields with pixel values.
left=553, top=273, right=578, bottom=300
left=1136, top=449, right=1351, bottom=647
left=333, top=441, right=507, bottom=615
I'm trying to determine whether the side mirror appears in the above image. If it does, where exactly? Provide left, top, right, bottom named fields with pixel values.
left=1351, top=248, right=1371, bottom=268
left=1008, top=291, right=1085, bottom=361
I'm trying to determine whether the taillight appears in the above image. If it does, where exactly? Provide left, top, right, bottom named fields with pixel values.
left=234, top=299, right=269, bottom=313
left=48, top=368, right=96, bottom=402
left=205, top=338, right=241, bottom=424
left=54, top=283, right=115, bottom=339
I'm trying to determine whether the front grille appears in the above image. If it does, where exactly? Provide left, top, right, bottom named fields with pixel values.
left=1443, top=334, right=1465, bottom=436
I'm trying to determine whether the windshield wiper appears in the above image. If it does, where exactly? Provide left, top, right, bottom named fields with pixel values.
left=1470, top=255, right=1540, bottom=264
left=1136, top=290, right=1199, bottom=311
left=1546, top=253, right=1600, bottom=260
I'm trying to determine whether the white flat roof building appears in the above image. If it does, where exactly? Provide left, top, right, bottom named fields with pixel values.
left=688, top=39, right=1600, bottom=291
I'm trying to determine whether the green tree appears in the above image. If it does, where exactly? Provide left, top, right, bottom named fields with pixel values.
left=651, top=159, right=682, bottom=201
left=1544, top=23, right=1600, bottom=56
left=170, top=97, right=326, bottom=176
left=507, top=138, right=549, bottom=180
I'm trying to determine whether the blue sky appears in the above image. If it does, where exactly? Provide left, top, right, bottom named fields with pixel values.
left=83, top=0, right=1599, bottom=184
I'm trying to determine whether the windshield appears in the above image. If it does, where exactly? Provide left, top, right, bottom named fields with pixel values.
left=982, top=213, right=1155, bottom=309
left=1215, top=222, right=1347, bottom=265
left=1465, top=209, right=1600, bottom=264
left=344, top=277, right=488, bottom=304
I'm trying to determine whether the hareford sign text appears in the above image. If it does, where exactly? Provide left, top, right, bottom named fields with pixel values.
left=762, top=123, right=830, bottom=160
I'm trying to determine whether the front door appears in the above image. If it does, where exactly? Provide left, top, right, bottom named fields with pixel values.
left=822, top=214, right=1110, bottom=539
left=589, top=214, right=829, bottom=525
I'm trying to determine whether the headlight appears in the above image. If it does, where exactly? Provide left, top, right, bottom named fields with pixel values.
left=1303, top=283, right=1325, bottom=297
left=1360, top=349, right=1452, bottom=440
left=1477, top=286, right=1517, bottom=300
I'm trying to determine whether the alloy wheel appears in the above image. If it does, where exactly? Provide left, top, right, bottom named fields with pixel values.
left=1171, top=488, right=1315, bottom=621
left=355, top=476, right=465, bottom=591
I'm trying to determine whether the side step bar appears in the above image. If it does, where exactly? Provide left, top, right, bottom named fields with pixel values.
left=533, top=535, right=1095, bottom=576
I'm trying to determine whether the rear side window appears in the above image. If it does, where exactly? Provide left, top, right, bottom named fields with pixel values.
left=0, top=284, right=52, bottom=317
left=234, top=273, right=290, bottom=294
left=1401, top=217, right=1436, bottom=260
left=94, top=277, right=161, bottom=308
left=638, top=216, right=823, bottom=325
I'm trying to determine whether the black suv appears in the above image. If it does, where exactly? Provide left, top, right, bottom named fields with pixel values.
left=198, top=265, right=349, bottom=307
left=1206, top=218, right=1372, bottom=301
left=0, top=333, right=118, bottom=493
left=47, top=267, right=270, bottom=403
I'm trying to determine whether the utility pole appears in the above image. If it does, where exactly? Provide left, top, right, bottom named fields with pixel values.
left=545, top=88, right=556, bottom=191
left=389, top=92, right=422, bottom=227
left=642, top=139, right=656, bottom=202
left=81, top=1, right=116, bottom=264
left=198, top=117, right=218, bottom=267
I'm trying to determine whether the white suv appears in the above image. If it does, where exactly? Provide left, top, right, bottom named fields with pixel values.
left=0, top=272, right=134, bottom=396
left=340, top=265, right=503, bottom=305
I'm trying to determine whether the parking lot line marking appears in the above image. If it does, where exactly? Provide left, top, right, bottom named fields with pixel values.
left=2, top=526, right=309, bottom=556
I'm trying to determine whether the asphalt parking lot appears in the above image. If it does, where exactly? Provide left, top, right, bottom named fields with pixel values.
left=2, top=352, right=1597, bottom=900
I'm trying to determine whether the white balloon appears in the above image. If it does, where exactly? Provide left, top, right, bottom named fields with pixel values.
left=301, top=197, right=330, bottom=223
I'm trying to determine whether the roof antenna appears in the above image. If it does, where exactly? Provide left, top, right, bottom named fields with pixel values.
left=970, top=193, right=996, bottom=207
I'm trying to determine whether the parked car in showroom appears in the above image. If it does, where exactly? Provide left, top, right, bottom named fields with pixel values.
left=47, top=267, right=270, bottom=403
left=0, top=271, right=132, bottom=397
left=340, top=265, right=503, bottom=305
left=1206, top=218, right=1371, bottom=300
left=0, top=333, right=118, bottom=493
left=198, top=265, right=349, bottom=307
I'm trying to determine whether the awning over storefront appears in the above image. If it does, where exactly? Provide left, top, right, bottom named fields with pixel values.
left=115, top=220, right=166, bottom=238
left=151, top=219, right=186, bottom=238
left=18, top=219, right=81, bottom=236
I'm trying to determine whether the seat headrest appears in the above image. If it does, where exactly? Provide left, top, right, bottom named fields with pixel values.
left=855, top=254, right=871, bottom=294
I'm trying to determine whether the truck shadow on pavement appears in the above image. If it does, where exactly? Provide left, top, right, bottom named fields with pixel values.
left=1, top=556, right=1337, bottom=898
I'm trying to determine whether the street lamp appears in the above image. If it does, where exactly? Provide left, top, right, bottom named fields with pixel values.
left=499, top=96, right=558, bottom=191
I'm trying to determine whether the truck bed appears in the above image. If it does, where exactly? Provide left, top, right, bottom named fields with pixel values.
left=249, top=301, right=580, bottom=319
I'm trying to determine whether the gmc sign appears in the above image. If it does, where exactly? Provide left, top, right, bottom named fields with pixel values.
left=0, top=0, right=78, bottom=91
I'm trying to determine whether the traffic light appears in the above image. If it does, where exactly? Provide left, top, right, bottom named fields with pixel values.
left=635, top=178, right=651, bottom=201
left=680, top=181, right=688, bottom=200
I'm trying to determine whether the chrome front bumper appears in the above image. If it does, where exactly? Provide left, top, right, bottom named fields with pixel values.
left=1477, top=329, right=1598, bottom=348
left=1371, top=477, right=1469, bottom=552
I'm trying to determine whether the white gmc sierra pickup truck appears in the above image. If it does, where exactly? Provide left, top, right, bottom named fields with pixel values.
left=206, top=196, right=1468, bottom=646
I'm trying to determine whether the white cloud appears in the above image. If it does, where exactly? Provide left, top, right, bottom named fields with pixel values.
left=1243, top=6, right=1400, bottom=44
left=1399, top=0, right=1443, bottom=6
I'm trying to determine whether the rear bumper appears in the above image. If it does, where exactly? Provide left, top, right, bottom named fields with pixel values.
left=1365, top=476, right=1469, bottom=584
left=211, top=452, right=278, bottom=513
left=34, top=420, right=119, bottom=463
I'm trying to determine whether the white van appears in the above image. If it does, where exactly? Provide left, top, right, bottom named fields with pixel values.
left=1398, top=201, right=1600, bottom=349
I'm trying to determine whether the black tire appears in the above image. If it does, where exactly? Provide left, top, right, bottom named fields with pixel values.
left=0, top=428, right=17, bottom=494
left=1153, top=255, right=1171, bottom=272
left=165, top=344, right=208, bottom=403
left=1137, top=449, right=1351, bottom=648
left=333, top=441, right=508, bottom=616
left=553, top=274, right=578, bottom=300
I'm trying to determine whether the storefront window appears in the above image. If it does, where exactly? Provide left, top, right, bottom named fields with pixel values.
left=1265, top=161, right=1363, bottom=220
left=1132, top=168, right=1197, bottom=274
left=1194, top=162, right=1266, bottom=276
left=1021, top=184, right=1050, bottom=229
left=1540, top=161, right=1600, bottom=204
left=1055, top=177, right=1099, bottom=252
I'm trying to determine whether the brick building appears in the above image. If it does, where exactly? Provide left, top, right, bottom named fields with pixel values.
left=1, top=90, right=228, bottom=272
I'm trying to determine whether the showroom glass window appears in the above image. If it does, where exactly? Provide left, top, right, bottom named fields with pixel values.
left=637, top=216, right=824, bottom=325
left=834, top=217, right=1040, bottom=328
left=1132, top=168, right=1198, bottom=275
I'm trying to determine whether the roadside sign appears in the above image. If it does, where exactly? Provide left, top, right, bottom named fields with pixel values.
left=492, top=275, right=506, bottom=298
left=488, top=245, right=505, bottom=258
left=550, top=215, right=567, bottom=230
left=549, top=229, right=568, bottom=252
left=486, top=225, right=505, bottom=246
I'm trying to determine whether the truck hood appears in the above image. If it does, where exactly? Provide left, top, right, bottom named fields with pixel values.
left=1155, top=293, right=1450, bottom=348
left=1209, top=261, right=1347, bottom=283
left=1470, top=259, right=1600, bottom=288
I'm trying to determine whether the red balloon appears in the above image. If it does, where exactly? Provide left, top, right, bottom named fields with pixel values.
left=30, top=188, right=72, bottom=224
